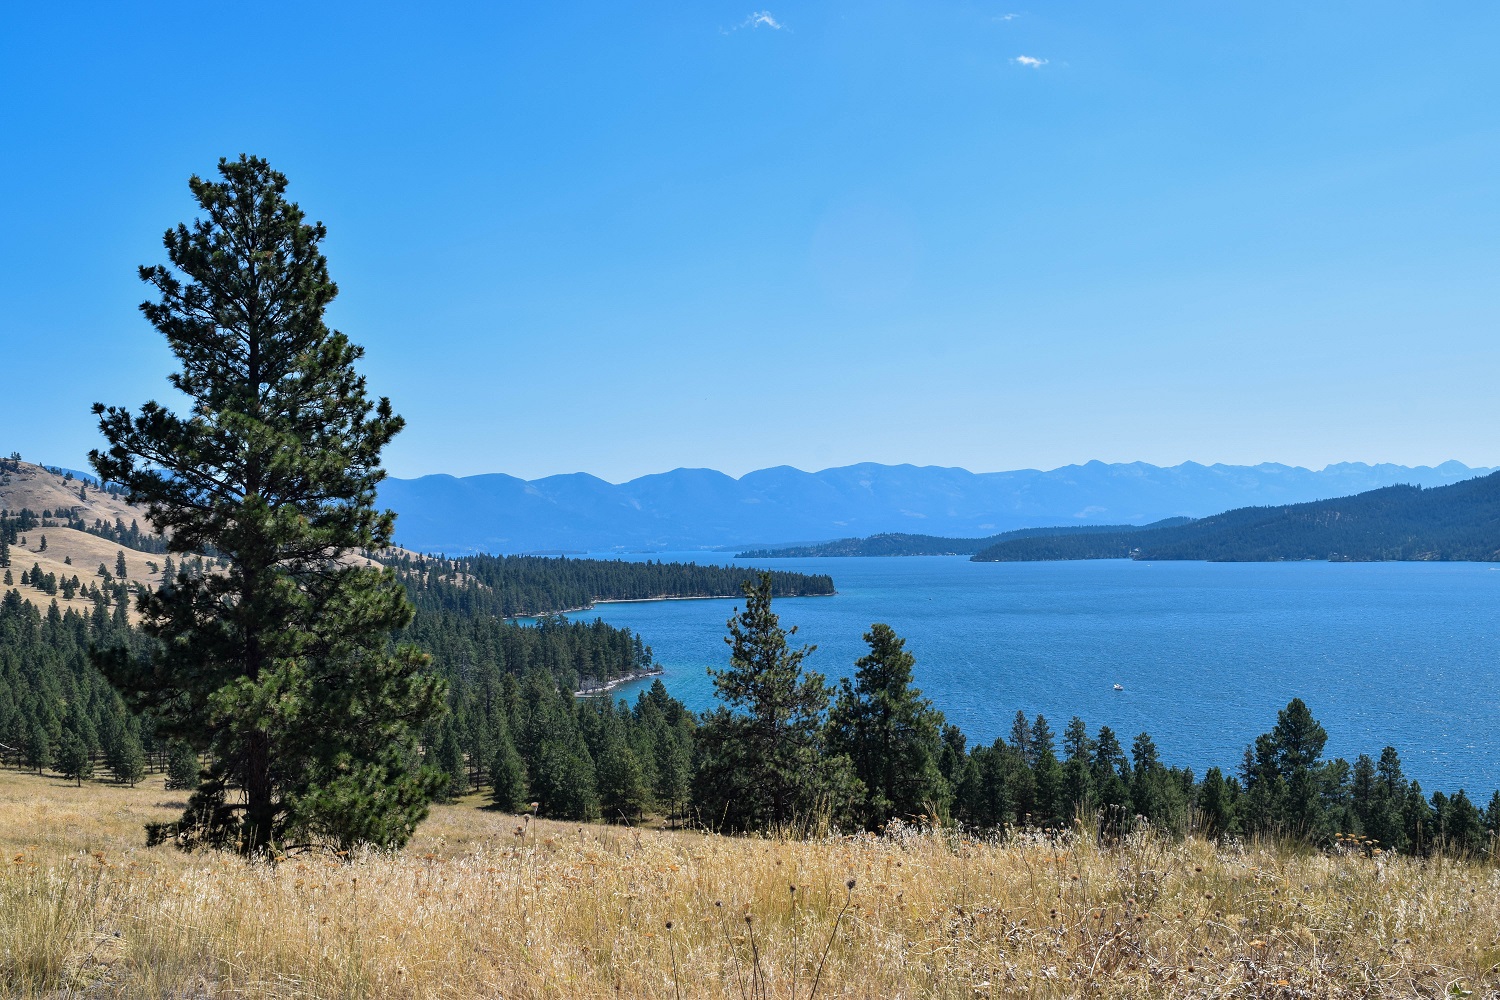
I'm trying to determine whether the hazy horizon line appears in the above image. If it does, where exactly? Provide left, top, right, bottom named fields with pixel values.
left=384, top=457, right=1496, bottom=488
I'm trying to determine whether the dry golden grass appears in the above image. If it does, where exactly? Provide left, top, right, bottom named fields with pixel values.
left=2, top=768, right=1498, bottom=999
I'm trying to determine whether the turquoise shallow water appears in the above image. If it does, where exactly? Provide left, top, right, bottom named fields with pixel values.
left=565, top=554, right=1500, bottom=794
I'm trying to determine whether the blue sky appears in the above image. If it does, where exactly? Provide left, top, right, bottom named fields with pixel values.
left=4, top=2, right=1498, bottom=482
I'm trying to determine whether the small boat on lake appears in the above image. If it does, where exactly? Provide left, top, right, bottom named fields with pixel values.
left=1113, top=683, right=1124, bottom=691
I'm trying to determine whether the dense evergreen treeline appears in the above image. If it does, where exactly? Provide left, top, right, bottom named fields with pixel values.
left=382, top=550, right=835, bottom=617
left=404, top=610, right=655, bottom=693
left=0, top=590, right=196, bottom=788
left=974, top=473, right=1500, bottom=562
left=0, top=565, right=687, bottom=824
left=411, top=578, right=1500, bottom=863
left=681, top=579, right=1500, bottom=856
left=935, top=702, right=1500, bottom=856
left=421, top=670, right=695, bottom=824
left=398, top=566, right=690, bottom=819
left=412, top=575, right=1500, bottom=859
left=6, top=563, right=1497, bottom=859
left=0, top=545, right=690, bottom=826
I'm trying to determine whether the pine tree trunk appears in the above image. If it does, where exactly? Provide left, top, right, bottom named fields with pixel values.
left=242, top=575, right=274, bottom=853
left=245, top=730, right=273, bottom=853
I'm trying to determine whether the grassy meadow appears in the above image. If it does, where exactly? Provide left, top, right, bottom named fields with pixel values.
left=2, top=767, right=1498, bottom=999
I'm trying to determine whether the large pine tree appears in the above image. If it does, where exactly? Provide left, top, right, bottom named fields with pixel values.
left=693, top=573, right=854, bottom=832
left=826, top=623, right=949, bottom=828
left=1238, top=698, right=1335, bottom=841
left=91, top=155, right=446, bottom=856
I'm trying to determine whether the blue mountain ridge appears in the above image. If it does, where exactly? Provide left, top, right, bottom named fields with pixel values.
left=376, top=460, right=1494, bottom=555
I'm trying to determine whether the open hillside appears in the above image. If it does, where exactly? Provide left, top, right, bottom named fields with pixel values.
left=0, top=460, right=142, bottom=525
left=3, top=768, right=1498, bottom=999
left=974, top=472, right=1500, bottom=563
left=0, top=460, right=170, bottom=613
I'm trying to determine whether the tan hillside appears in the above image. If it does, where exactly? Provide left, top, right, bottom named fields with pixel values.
left=4, top=527, right=169, bottom=611
left=1, top=460, right=167, bottom=612
left=2, top=460, right=420, bottom=614
left=0, top=459, right=144, bottom=526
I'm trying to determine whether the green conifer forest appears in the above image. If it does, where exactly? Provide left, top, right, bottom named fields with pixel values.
left=6, top=573, right=1497, bottom=858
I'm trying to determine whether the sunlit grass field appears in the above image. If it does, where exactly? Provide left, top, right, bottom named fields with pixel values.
left=3, top=768, right=1497, bottom=998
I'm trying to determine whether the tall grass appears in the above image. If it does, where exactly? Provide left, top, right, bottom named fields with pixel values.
left=2, top=770, right=1497, bottom=998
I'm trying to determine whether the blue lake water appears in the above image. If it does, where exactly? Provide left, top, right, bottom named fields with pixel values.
left=568, top=554, right=1500, bottom=794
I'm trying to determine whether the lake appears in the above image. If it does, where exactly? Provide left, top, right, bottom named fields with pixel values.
left=566, top=554, right=1500, bottom=794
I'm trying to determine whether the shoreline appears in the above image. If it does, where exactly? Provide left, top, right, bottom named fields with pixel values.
left=575, top=668, right=665, bottom=697
left=517, top=590, right=837, bottom=618
left=593, top=590, right=836, bottom=605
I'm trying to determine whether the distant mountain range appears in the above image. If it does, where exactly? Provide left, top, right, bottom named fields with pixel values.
left=972, top=472, right=1500, bottom=562
left=376, top=460, right=1494, bottom=555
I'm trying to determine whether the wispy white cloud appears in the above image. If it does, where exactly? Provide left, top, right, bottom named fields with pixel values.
left=994, top=13, right=1019, bottom=21
left=1012, top=54, right=1048, bottom=68
left=728, top=10, right=786, bottom=32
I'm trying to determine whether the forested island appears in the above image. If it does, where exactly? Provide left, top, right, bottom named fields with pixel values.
left=739, top=518, right=1192, bottom=558
left=973, top=472, right=1500, bottom=562
left=740, top=472, right=1500, bottom=563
